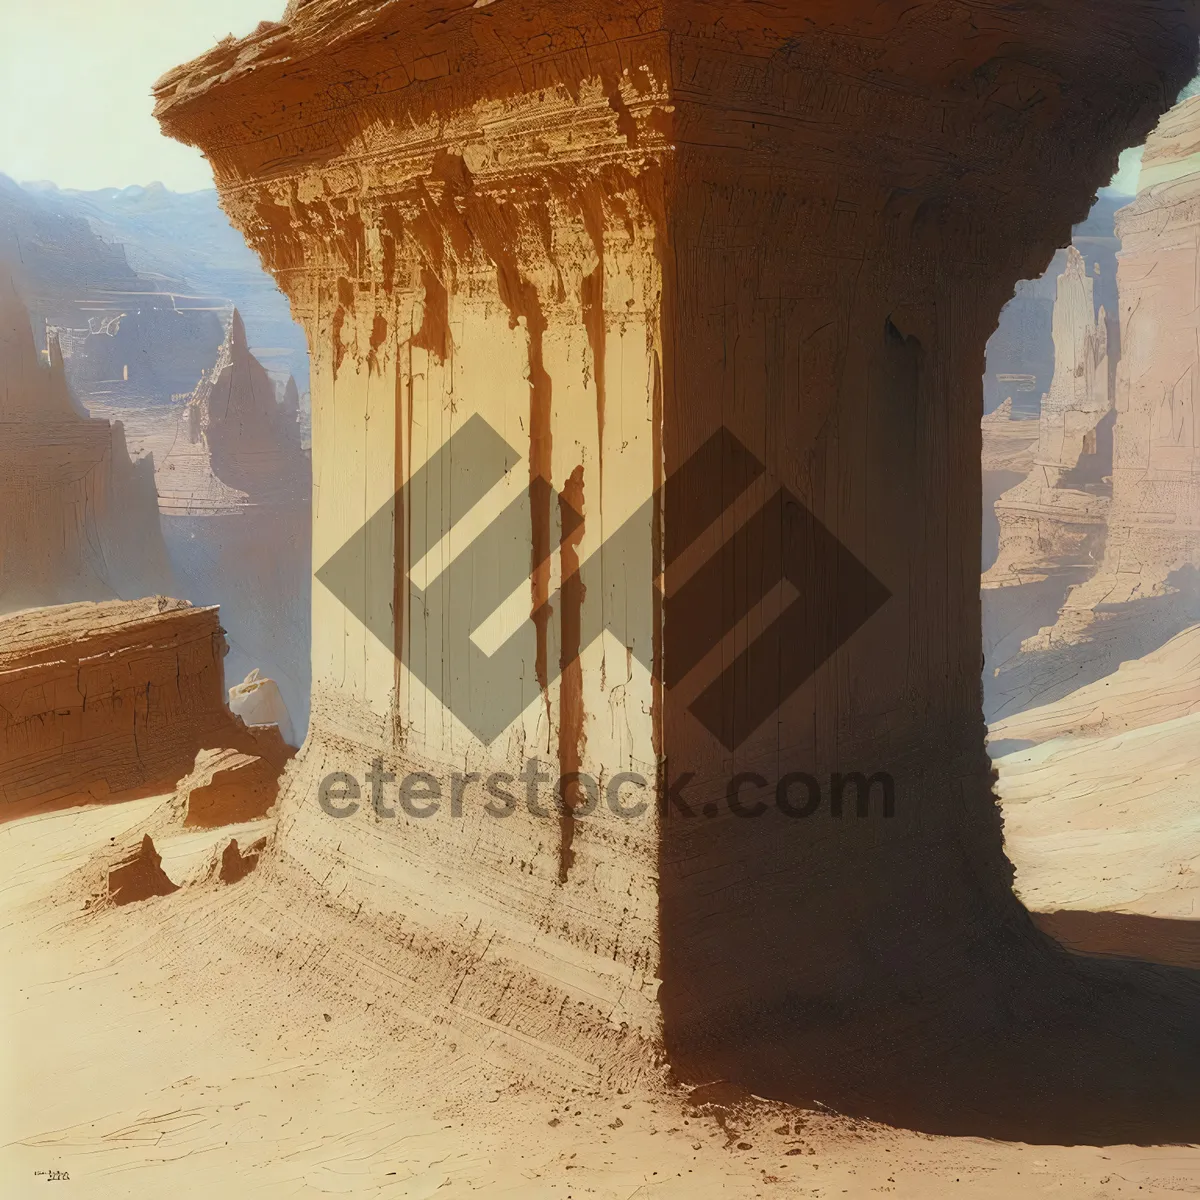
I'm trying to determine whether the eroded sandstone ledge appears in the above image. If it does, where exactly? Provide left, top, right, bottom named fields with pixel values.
left=156, top=0, right=1200, bottom=1139
left=0, top=597, right=272, bottom=819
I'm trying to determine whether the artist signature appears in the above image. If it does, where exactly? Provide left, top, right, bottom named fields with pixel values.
left=33, top=1169, right=70, bottom=1182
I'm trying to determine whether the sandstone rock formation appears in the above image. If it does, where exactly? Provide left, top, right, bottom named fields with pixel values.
left=156, top=0, right=1200, bottom=1140
left=1040, top=93, right=1200, bottom=649
left=280, top=373, right=302, bottom=428
left=218, top=835, right=268, bottom=884
left=159, top=309, right=309, bottom=512
left=984, top=247, right=1114, bottom=590
left=0, top=596, right=268, bottom=819
left=981, top=398, right=1040, bottom=572
left=179, top=744, right=291, bottom=829
left=983, top=196, right=1124, bottom=419
left=0, top=278, right=175, bottom=611
left=981, top=399, right=1040, bottom=476
left=107, top=834, right=179, bottom=906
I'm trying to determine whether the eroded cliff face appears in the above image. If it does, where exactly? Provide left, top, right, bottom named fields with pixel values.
left=0, top=280, right=174, bottom=611
left=984, top=248, right=1114, bottom=590
left=0, top=597, right=263, bottom=819
left=1044, top=94, right=1200, bottom=650
left=155, top=0, right=1200, bottom=1137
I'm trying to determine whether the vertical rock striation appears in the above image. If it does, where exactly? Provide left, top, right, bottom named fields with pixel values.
left=155, top=0, right=1200, bottom=1139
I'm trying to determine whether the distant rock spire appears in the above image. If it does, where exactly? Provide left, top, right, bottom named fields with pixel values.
left=157, top=306, right=310, bottom=512
left=45, top=330, right=87, bottom=418
left=281, top=374, right=301, bottom=425
left=1037, top=245, right=1112, bottom=481
left=227, top=307, right=249, bottom=354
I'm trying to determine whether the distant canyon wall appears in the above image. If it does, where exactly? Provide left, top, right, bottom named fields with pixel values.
left=20, top=178, right=311, bottom=397
left=0, top=175, right=224, bottom=403
left=982, top=196, right=1123, bottom=419
left=1052, top=95, right=1200, bottom=637
left=0, top=280, right=174, bottom=612
left=983, top=93, right=1200, bottom=712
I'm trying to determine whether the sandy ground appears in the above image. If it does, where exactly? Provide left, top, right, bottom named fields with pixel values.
left=994, top=624, right=1200, bottom=918
left=3, top=794, right=1200, bottom=1198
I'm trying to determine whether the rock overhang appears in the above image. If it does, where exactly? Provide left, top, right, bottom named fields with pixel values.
left=152, top=2, right=1200, bottom=313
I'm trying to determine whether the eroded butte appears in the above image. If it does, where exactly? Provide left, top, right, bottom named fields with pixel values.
left=8, top=5, right=1200, bottom=1193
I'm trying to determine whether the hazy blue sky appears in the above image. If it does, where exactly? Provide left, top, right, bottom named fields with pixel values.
left=1, top=0, right=283, bottom=191
left=0, top=8, right=1196, bottom=195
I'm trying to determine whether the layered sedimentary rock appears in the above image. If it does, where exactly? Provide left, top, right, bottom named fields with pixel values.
left=16, top=177, right=311, bottom=395
left=984, top=247, right=1114, bottom=589
left=0, top=280, right=174, bottom=610
left=982, top=399, right=1040, bottom=477
left=179, top=745, right=288, bottom=828
left=0, top=597, right=264, bottom=818
left=157, top=309, right=312, bottom=733
left=1045, top=94, right=1200, bottom=645
left=981, top=398, right=1040, bottom=571
left=156, top=0, right=1200, bottom=1136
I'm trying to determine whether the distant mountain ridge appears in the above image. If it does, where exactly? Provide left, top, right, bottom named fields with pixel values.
left=4, top=175, right=309, bottom=397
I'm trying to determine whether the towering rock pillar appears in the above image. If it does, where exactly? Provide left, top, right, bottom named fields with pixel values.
left=156, top=1, right=1200, bottom=1136
left=1035, top=93, right=1200, bottom=648
left=983, top=247, right=1114, bottom=590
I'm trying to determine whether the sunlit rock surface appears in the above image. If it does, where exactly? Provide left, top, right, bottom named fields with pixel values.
left=1045, top=94, right=1200, bottom=651
left=984, top=248, right=1114, bottom=590
left=0, top=597, right=263, bottom=818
